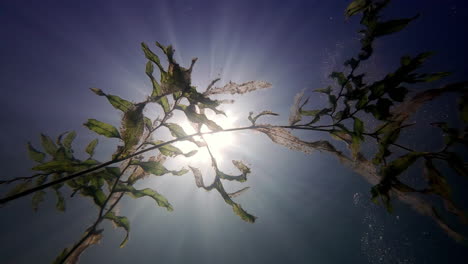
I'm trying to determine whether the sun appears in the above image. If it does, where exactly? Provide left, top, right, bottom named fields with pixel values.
left=174, top=111, right=237, bottom=163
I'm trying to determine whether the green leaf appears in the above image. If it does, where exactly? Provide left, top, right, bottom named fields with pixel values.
left=121, top=103, right=145, bottom=154
left=366, top=98, right=393, bottom=120
left=104, top=211, right=130, bottom=248
left=32, top=190, right=46, bottom=212
left=330, top=71, right=348, bottom=86
left=150, top=140, right=198, bottom=157
left=328, top=95, right=337, bottom=108
left=52, top=248, right=69, bottom=264
left=350, top=134, right=361, bottom=158
left=314, top=86, right=332, bottom=94
left=184, top=105, right=223, bottom=131
left=85, top=139, right=99, bottom=157
left=373, top=127, right=400, bottom=165
left=374, top=15, right=420, bottom=37
left=81, top=186, right=107, bottom=208
left=115, top=184, right=173, bottom=211
left=84, top=119, right=121, bottom=138
left=172, top=168, right=189, bottom=176
left=62, top=131, right=76, bottom=150
left=156, top=96, right=171, bottom=113
left=344, top=58, right=359, bottom=69
left=144, top=117, right=153, bottom=131
left=134, top=160, right=169, bottom=175
left=419, top=72, right=451, bottom=83
left=460, top=95, right=468, bottom=123
left=353, top=118, right=364, bottom=139
left=40, top=134, right=58, bottom=156
left=55, top=189, right=66, bottom=211
left=6, top=181, right=32, bottom=197
left=32, top=160, right=84, bottom=173
left=356, top=94, right=368, bottom=109
left=381, top=152, right=425, bottom=180
left=305, top=108, right=332, bottom=125
left=388, top=86, right=408, bottom=102
left=27, top=142, right=46, bottom=163
left=90, top=88, right=133, bottom=113
left=445, top=152, right=467, bottom=177
left=141, top=42, right=163, bottom=70
left=165, top=123, right=188, bottom=138
left=300, top=109, right=320, bottom=116
left=345, top=0, right=368, bottom=18
left=370, top=184, right=393, bottom=213
left=133, top=160, right=188, bottom=177
left=145, top=60, right=154, bottom=76
left=424, top=159, right=451, bottom=199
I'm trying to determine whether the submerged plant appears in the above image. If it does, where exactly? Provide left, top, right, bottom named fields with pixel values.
left=1, top=0, right=467, bottom=263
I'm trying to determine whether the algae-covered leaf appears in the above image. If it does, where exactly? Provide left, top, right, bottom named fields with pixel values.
left=27, top=142, right=46, bottom=163
left=232, top=160, right=251, bottom=174
left=84, top=119, right=121, bottom=138
left=250, top=110, right=279, bottom=125
left=232, top=203, right=257, bottom=223
left=85, top=139, right=99, bottom=157
left=256, top=127, right=337, bottom=154
left=228, top=187, right=250, bottom=198
left=57, top=229, right=103, bottom=264
left=189, top=166, right=206, bottom=188
left=104, top=211, right=130, bottom=248
left=289, top=89, right=306, bottom=125
left=204, top=80, right=271, bottom=96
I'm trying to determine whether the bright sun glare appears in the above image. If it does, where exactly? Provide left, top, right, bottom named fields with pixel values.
left=175, top=111, right=237, bottom=163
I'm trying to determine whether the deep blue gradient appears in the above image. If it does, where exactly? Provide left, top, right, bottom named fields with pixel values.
left=1, top=0, right=467, bottom=263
